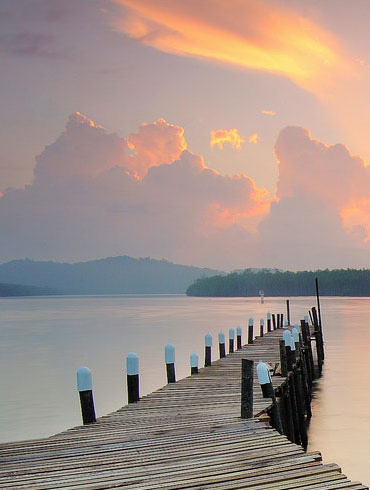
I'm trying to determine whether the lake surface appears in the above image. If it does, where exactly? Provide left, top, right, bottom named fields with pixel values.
left=0, top=295, right=368, bottom=485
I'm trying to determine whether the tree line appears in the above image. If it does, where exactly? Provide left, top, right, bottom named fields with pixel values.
left=186, top=269, right=370, bottom=296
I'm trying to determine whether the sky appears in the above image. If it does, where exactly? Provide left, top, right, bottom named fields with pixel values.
left=1, top=0, right=370, bottom=270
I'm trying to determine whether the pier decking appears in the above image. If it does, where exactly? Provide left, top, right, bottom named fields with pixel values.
left=0, top=329, right=367, bottom=489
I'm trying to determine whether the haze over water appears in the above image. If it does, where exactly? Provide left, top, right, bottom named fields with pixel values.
left=0, top=295, right=368, bottom=485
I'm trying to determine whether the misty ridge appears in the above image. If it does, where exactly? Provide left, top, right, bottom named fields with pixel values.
left=0, top=256, right=220, bottom=295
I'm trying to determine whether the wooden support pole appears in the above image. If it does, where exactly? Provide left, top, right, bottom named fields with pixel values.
left=279, top=340, right=288, bottom=377
left=165, top=344, right=176, bottom=383
left=301, top=319, right=315, bottom=384
left=248, top=318, right=254, bottom=344
left=272, top=314, right=277, bottom=330
left=293, top=368, right=308, bottom=450
left=204, top=333, right=212, bottom=366
left=236, top=327, right=242, bottom=350
left=229, top=328, right=235, bottom=354
left=218, top=331, right=226, bottom=358
left=312, top=307, right=324, bottom=376
left=241, top=359, right=254, bottom=419
left=267, top=312, right=272, bottom=333
left=288, top=374, right=302, bottom=446
left=281, top=313, right=284, bottom=329
left=286, top=300, right=290, bottom=325
left=190, top=352, right=199, bottom=375
left=259, top=318, right=264, bottom=338
left=257, top=361, right=283, bottom=434
left=282, top=383, right=295, bottom=442
left=126, top=353, right=140, bottom=403
left=315, top=277, right=322, bottom=330
left=77, top=367, right=96, bottom=425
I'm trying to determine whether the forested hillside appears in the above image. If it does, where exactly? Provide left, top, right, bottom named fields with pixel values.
left=186, top=269, right=370, bottom=296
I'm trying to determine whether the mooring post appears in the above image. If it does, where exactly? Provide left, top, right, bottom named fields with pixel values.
left=126, top=352, right=140, bottom=403
left=228, top=328, right=235, bottom=353
left=267, top=312, right=271, bottom=333
left=190, top=352, right=199, bottom=375
left=282, top=382, right=295, bottom=443
left=259, top=318, right=264, bottom=337
left=286, top=300, right=290, bottom=325
left=257, top=360, right=283, bottom=434
left=279, top=339, right=288, bottom=377
left=315, top=277, right=322, bottom=330
left=283, top=330, right=294, bottom=371
left=312, top=307, right=324, bottom=375
left=248, top=318, right=254, bottom=344
left=272, top=314, right=277, bottom=330
left=236, top=326, right=242, bottom=350
left=204, top=333, right=212, bottom=366
left=293, top=366, right=308, bottom=450
left=77, top=367, right=96, bottom=425
left=218, top=331, right=226, bottom=358
left=301, top=319, right=315, bottom=384
left=281, top=313, right=284, bottom=329
left=241, top=359, right=254, bottom=418
left=165, top=344, right=176, bottom=383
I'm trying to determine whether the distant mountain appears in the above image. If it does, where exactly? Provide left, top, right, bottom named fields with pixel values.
left=0, top=283, right=56, bottom=297
left=0, top=257, right=221, bottom=294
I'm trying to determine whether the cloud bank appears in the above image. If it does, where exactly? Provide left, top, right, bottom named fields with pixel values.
left=1, top=113, right=370, bottom=270
left=113, top=0, right=354, bottom=94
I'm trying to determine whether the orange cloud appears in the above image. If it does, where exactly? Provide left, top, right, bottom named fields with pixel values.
left=261, top=110, right=276, bottom=116
left=249, top=133, right=258, bottom=144
left=210, top=128, right=244, bottom=150
left=113, top=0, right=354, bottom=94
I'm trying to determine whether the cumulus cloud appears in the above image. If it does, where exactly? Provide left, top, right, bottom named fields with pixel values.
left=0, top=113, right=269, bottom=269
left=210, top=128, right=244, bottom=150
left=1, top=113, right=370, bottom=270
left=254, top=126, right=370, bottom=268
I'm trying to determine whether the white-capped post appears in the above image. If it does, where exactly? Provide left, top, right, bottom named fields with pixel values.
left=205, top=333, right=212, bottom=367
left=267, top=312, right=272, bottom=333
left=229, top=328, right=235, bottom=353
left=257, top=360, right=283, bottom=434
left=77, top=367, right=96, bottom=425
left=165, top=344, right=176, bottom=383
left=260, top=318, right=264, bottom=338
left=126, top=352, right=139, bottom=403
left=283, top=330, right=294, bottom=371
left=236, top=326, right=242, bottom=350
left=248, top=318, right=254, bottom=344
left=190, top=352, right=199, bottom=375
left=218, top=331, right=226, bottom=358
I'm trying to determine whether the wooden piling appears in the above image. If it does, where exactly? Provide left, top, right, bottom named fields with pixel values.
left=77, top=367, right=96, bottom=425
left=229, top=328, right=235, bottom=354
left=165, top=344, right=176, bottom=383
left=272, top=314, right=277, bottom=330
left=218, top=331, right=226, bottom=358
left=248, top=318, right=254, bottom=344
left=286, top=300, right=290, bottom=325
left=190, top=352, right=199, bottom=375
left=241, top=359, right=254, bottom=418
left=267, top=312, right=272, bottom=333
left=236, top=326, right=242, bottom=350
left=204, top=333, right=212, bottom=367
left=259, top=318, right=264, bottom=337
left=257, top=361, right=283, bottom=434
left=126, top=353, right=140, bottom=403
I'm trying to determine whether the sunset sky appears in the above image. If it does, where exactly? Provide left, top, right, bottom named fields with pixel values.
left=2, top=0, right=370, bottom=270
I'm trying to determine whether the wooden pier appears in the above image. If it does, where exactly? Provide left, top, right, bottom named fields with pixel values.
left=0, top=327, right=367, bottom=489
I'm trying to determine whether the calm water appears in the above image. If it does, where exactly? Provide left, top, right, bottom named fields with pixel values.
left=0, top=295, right=368, bottom=485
